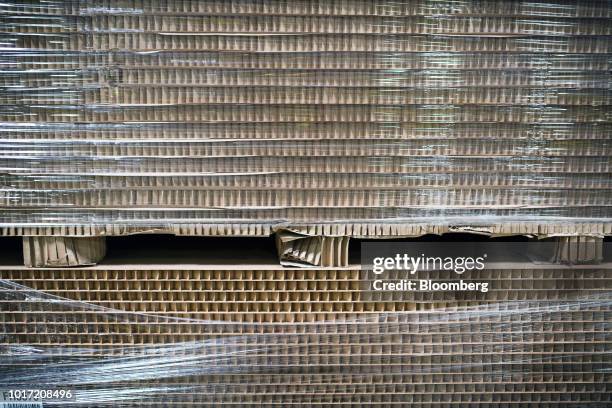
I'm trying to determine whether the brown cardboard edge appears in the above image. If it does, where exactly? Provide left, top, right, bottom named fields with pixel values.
left=23, top=236, right=107, bottom=267
left=3, top=222, right=610, bottom=238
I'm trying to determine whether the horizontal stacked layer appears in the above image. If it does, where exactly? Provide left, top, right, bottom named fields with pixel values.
left=0, top=0, right=611, bottom=231
left=3, top=265, right=611, bottom=322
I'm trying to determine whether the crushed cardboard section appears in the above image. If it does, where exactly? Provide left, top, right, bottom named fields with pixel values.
left=23, top=236, right=107, bottom=267
left=275, top=230, right=350, bottom=267
left=528, top=236, right=604, bottom=264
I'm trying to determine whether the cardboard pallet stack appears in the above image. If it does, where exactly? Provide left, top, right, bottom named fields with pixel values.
left=1, top=262, right=611, bottom=406
left=1, top=0, right=611, bottom=267
left=0, top=0, right=611, bottom=406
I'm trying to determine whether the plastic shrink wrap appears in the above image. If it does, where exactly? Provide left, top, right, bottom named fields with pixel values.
left=0, top=0, right=610, bottom=235
left=1, top=2, right=611, bottom=405
left=1, top=263, right=611, bottom=406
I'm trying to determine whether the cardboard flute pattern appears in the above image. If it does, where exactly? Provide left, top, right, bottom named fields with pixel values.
left=0, top=0, right=610, bottom=267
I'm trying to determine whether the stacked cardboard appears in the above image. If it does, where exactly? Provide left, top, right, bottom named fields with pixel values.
left=1, top=1, right=611, bottom=406
left=1, top=263, right=610, bottom=406
left=0, top=0, right=610, bottom=237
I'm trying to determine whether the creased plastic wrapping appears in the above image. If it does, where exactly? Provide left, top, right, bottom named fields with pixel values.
left=1, top=264, right=611, bottom=406
left=0, top=0, right=611, bottom=233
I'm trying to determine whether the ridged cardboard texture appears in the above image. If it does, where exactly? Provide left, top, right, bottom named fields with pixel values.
left=1, top=261, right=610, bottom=406
left=22, top=236, right=107, bottom=267
left=0, top=0, right=611, bottom=236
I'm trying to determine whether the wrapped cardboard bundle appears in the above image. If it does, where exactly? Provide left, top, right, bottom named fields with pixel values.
left=1, top=262, right=610, bottom=406
left=0, top=0, right=610, bottom=254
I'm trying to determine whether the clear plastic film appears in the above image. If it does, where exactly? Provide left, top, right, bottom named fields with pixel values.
left=1, top=263, right=611, bottom=406
left=0, top=0, right=611, bottom=229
